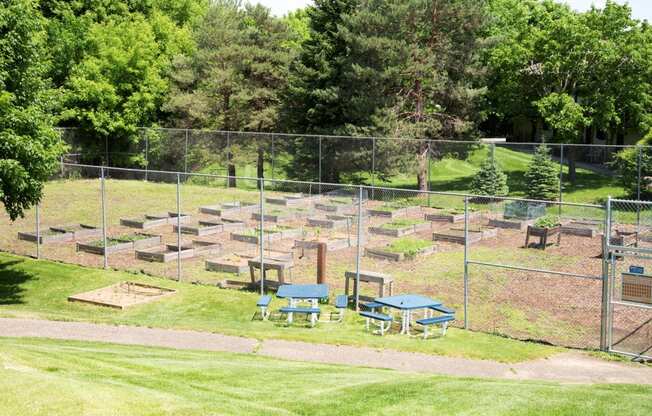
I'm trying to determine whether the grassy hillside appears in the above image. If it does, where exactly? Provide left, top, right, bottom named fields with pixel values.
left=1, top=337, right=650, bottom=416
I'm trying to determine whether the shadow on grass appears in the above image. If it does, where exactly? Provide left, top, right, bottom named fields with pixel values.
left=0, top=259, right=32, bottom=305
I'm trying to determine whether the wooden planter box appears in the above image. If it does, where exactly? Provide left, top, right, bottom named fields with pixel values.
left=199, top=202, right=257, bottom=216
left=230, top=228, right=301, bottom=244
left=315, top=200, right=355, bottom=214
left=561, top=220, right=601, bottom=238
left=294, top=238, right=351, bottom=251
left=50, top=224, right=102, bottom=240
left=622, top=272, right=652, bottom=304
left=425, top=211, right=479, bottom=224
left=173, top=221, right=223, bottom=236
left=453, top=226, right=499, bottom=240
left=136, top=241, right=222, bottom=263
left=488, top=218, right=534, bottom=231
left=266, top=194, right=317, bottom=207
left=369, top=222, right=431, bottom=237
left=120, top=213, right=191, bottom=229
left=525, top=225, right=561, bottom=249
left=432, top=229, right=482, bottom=245
left=18, top=229, right=73, bottom=244
left=205, top=255, right=252, bottom=274
left=367, top=206, right=421, bottom=219
left=365, top=245, right=436, bottom=262
left=252, top=211, right=308, bottom=223
left=77, top=234, right=161, bottom=255
left=307, top=216, right=351, bottom=229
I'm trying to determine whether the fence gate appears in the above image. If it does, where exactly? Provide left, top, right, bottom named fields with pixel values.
left=606, top=198, right=652, bottom=360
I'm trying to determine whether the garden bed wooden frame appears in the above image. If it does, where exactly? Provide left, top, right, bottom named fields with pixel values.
left=432, top=228, right=483, bottom=245
left=136, top=240, right=222, bottom=263
left=368, top=221, right=431, bottom=237
left=488, top=217, right=535, bottom=231
left=18, top=228, right=73, bottom=244
left=230, top=227, right=302, bottom=244
left=76, top=233, right=161, bottom=255
left=294, top=237, right=351, bottom=251
left=364, top=244, right=436, bottom=262
left=173, top=219, right=245, bottom=236
left=367, top=205, right=421, bottom=219
left=306, top=215, right=352, bottom=229
left=120, top=212, right=191, bottom=229
left=199, top=201, right=258, bottom=216
left=425, top=210, right=480, bottom=224
left=50, top=224, right=102, bottom=240
left=560, top=220, right=602, bottom=238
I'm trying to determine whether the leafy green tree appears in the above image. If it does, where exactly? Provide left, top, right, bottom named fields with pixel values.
left=0, top=0, right=65, bottom=220
left=60, top=12, right=194, bottom=166
left=470, top=156, right=509, bottom=196
left=165, top=1, right=294, bottom=182
left=484, top=0, right=652, bottom=182
left=524, top=145, right=560, bottom=200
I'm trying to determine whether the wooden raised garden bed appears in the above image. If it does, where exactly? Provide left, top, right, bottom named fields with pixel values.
left=199, top=201, right=257, bottom=216
left=560, top=220, right=602, bottom=238
left=68, top=281, right=176, bottom=309
left=50, top=224, right=102, bottom=240
left=432, top=228, right=482, bottom=245
left=314, top=198, right=355, bottom=214
left=450, top=226, right=498, bottom=240
left=488, top=217, right=534, bottom=231
left=252, top=208, right=309, bottom=223
left=294, top=237, right=351, bottom=251
left=136, top=240, right=221, bottom=263
left=367, top=205, right=421, bottom=219
left=265, top=193, right=317, bottom=207
left=369, top=220, right=430, bottom=237
left=173, top=219, right=245, bottom=236
left=205, top=253, right=253, bottom=274
left=18, top=228, right=74, bottom=244
left=525, top=225, right=562, bottom=249
left=230, top=226, right=302, bottom=244
left=365, top=238, right=436, bottom=262
left=76, top=233, right=161, bottom=255
left=307, top=215, right=352, bottom=229
left=425, top=210, right=479, bottom=224
left=120, top=212, right=191, bottom=229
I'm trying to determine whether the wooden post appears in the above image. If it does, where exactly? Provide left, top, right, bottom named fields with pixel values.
left=317, top=242, right=327, bottom=284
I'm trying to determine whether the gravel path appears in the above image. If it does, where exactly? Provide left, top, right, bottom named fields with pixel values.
left=1, top=318, right=650, bottom=384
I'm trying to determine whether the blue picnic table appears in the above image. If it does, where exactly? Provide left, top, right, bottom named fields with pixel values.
left=277, top=284, right=329, bottom=325
left=374, top=294, right=442, bottom=334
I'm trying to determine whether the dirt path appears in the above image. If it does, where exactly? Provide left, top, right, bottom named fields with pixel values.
left=1, top=318, right=650, bottom=384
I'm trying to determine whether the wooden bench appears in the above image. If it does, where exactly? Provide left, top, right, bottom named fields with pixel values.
left=344, top=270, right=394, bottom=302
left=249, top=258, right=294, bottom=285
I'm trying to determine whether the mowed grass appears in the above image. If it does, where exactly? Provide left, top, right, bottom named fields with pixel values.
left=0, top=337, right=650, bottom=416
left=0, top=252, right=558, bottom=363
left=375, top=146, right=626, bottom=203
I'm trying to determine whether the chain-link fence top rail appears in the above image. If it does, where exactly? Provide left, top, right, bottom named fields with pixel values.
left=7, top=160, right=625, bottom=351
left=56, top=127, right=650, bottom=205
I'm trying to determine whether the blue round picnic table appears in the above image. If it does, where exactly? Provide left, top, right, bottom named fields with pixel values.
left=374, top=294, right=442, bottom=334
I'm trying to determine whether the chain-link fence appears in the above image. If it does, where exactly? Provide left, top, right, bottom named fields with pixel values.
left=605, top=198, right=652, bottom=360
left=57, top=127, right=648, bottom=205
left=10, top=162, right=652, bottom=355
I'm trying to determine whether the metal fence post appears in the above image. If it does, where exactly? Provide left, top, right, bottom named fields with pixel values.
left=259, top=178, right=265, bottom=295
left=637, top=145, right=642, bottom=201
left=599, top=198, right=610, bottom=351
left=463, top=196, right=469, bottom=329
left=558, top=144, right=564, bottom=217
left=427, top=141, right=432, bottom=207
left=35, top=202, right=41, bottom=260
left=271, top=134, right=275, bottom=181
left=184, top=129, right=189, bottom=173
left=176, top=173, right=182, bottom=281
left=355, top=185, right=363, bottom=311
left=371, top=138, right=376, bottom=199
left=100, top=167, right=108, bottom=269
left=144, top=131, right=149, bottom=181
left=318, top=136, right=322, bottom=193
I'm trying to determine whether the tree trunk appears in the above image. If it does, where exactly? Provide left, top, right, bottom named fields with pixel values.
left=534, top=119, right=545, bottom=143
left=256, top=146, right=264, bottom=190
left=227, top=149, right=236, bottom=188
left=416, top=142, right=429, bottom=192
left=567, top=145, right=577, bottom=184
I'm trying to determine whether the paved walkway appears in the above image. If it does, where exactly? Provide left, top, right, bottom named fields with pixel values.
left=1, top=318, right=650, bottom=384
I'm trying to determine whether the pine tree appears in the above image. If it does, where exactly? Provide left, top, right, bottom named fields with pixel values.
left=524, top=145, right=560, bottom=200
left=470, top=156, right=509, bottom=196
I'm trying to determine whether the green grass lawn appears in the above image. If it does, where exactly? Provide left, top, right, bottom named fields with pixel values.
left=1, top=337, right=650, bottom=416
left=0, top=252, right=558, bottom=363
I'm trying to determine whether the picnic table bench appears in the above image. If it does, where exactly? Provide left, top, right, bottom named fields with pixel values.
left=344, top=270, right=394, bottom=301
